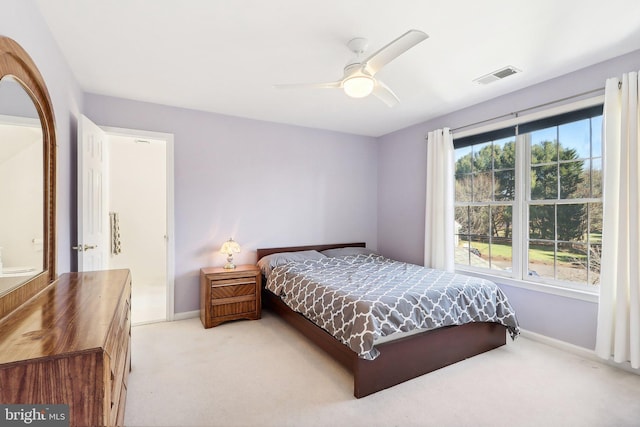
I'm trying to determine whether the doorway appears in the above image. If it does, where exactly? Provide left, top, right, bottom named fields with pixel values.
left=107, top=131, right=173, bottom=324
left=78, top=117, right=175, bottom=325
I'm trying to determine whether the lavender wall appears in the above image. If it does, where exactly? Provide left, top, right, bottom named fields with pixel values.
left=2, top=0, right=84, bottom=275
left=377, top=48, right=640, bottom=349
left=84, top=94, right=378, bottom=313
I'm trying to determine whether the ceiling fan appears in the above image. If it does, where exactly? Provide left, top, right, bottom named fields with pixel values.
left=275, top=29, right=428, bottom=107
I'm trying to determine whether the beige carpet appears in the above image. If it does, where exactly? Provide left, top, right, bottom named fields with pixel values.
left=124, top=312, right=640, bottom=427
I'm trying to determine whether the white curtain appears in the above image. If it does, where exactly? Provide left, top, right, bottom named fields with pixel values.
left=595, top=71, right=640, bottom=369
left=424, top=128, right=455, bottom=272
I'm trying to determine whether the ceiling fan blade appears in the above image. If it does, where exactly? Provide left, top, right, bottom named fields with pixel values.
left=363, top=29, right=428, bottom=76
left=274, top=81, right=342, bottom=90
left=372, top=80, right=400, bottom=107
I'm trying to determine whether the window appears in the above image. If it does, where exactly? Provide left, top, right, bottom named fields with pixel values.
left=454, top=106, right=603, bottom=289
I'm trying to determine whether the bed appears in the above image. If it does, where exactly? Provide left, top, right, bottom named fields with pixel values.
left=256, top=242, right=519, bottom=398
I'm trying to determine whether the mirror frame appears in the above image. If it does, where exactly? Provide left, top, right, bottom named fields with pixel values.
left=0, top=36, right=56, bottom=318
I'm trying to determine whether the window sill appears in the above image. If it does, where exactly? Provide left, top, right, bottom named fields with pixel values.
left=454, top=267, right=599, bottom=303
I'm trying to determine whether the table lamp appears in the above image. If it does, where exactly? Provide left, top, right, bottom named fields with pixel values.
left=220, top=238, right=241, bottom=269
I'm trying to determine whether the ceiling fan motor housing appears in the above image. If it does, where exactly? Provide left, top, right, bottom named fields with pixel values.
left=345, top=37, right=369, bottom=68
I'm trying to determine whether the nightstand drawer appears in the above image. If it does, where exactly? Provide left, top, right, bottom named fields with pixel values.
left=210, top=277, right=257, bottom=286
left=212, top=300, right=256, bottom=317
left=211, top=283, right=256, bottom=299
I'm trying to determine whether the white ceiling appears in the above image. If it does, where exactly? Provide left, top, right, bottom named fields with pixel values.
left=35, top=0, right=640, bottom=137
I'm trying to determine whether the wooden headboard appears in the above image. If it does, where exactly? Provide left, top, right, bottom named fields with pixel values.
left=256, top=242, right=366, bottom=261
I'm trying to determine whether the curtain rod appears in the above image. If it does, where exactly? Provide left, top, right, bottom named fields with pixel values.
left=450, top=87, right=605, bottom=133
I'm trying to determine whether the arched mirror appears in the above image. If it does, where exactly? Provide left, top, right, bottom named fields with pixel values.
left=0, top=36, right=56, bottom=318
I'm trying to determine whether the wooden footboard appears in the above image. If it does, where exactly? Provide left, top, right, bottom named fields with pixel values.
left=353, top=321, right=506, bottom=397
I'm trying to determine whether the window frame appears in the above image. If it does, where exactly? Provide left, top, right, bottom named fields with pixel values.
left=452, top=97, right=603, bottom=300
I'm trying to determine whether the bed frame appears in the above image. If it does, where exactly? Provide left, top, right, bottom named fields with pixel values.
left=256, top=243, right=507, bottom=398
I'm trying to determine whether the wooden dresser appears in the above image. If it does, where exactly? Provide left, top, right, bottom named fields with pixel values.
left=200, top=265, right=261, bottom=328
left=0, top=270, right=132, bottom=427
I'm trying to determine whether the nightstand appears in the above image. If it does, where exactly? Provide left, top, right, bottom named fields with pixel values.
left=200, top=264, right=261, bottom=328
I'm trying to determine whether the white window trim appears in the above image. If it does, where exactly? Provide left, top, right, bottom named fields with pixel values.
left=453, top=95, right=604, bottom=301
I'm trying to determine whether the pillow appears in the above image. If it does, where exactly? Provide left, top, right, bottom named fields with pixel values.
left=321, top=247, right=377, bottom=258
left=257, top=250, right=327, bottom=277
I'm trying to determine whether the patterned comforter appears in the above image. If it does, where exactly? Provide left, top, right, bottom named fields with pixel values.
left=266, top=253, right=519, bottom=360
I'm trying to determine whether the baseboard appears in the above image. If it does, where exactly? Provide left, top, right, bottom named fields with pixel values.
left=132, top=318, right=167, bottom=327
left=172, top=310, right=199, bottom=321
left=520, top=329, right=639, bottom=376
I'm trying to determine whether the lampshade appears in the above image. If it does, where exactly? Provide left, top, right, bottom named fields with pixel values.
left=220, top=238, right=241, bottom=255
left=220, top=238, right=241, bottom=269
left=343, top=75, right=375, bottom=98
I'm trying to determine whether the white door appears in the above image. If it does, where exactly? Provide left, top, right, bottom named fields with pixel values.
left=76, top=115, right=109, bottom=271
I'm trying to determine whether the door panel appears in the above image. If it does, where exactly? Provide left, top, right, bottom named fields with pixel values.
left=77, top=115, right=109, bottom=271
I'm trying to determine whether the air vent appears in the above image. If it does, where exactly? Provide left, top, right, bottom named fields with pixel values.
left=474, top=66, right=521, bottom=85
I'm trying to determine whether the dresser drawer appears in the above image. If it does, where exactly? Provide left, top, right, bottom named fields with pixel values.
left=211, top=282, right=256, bottom=299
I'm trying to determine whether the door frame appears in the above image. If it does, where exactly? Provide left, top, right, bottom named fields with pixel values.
left=101, top=125, right=176, bottom=322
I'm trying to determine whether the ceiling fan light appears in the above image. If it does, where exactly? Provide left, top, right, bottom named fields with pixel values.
left=343, top=76, right=374, bottom=98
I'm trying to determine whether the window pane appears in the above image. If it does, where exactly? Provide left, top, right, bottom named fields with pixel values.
left=456, top=238, right=490, bottom=268
left=531, top=128, right=557, bottom=164
left=591, top=158, right=602, bottom=198
left=472, top=237, right=490, bottom=252
left=559, top=160, right=587, bottom=199
left=473, top=172, right=492, bottom=202
left=470, top=206, right=489, bottom=236
left=491, top=205, right=513, bottom=238
left=455, top=173, right=473, bottom=202
left=529, top=205, right=554, bottom=240
left=557, top=242, right=587, bottom=283
left=557, top=204, right=587, bottom=242
left=490, top=237, right=512, bottom=271
left=559, top=119, right=590, bottom=159
left=531, top=165, right=558, bottom=200
left=472, top=142, right=492, bottom=172
left=494, top=169, right=515, bottom=201
left=589, top=203, right=603, bottom=239
left=529, top=240, right=554, bottom=279
left=455, top=146, right=473, bottom=173
left=493, top=138, right=516, bottom=169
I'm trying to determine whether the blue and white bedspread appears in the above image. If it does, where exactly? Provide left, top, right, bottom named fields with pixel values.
left=266, top=253, right=519, bottom=360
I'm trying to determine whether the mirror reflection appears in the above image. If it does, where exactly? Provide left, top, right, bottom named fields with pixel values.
left=0, top=76, right=44, bottom=294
